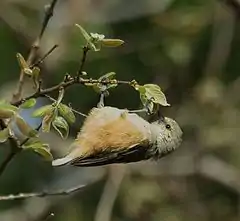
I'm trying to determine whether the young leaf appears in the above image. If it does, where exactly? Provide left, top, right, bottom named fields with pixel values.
left=55, top=87, right=65, bottom=106
left=140, top=94, right=154, bottom=113
left=75, top=24, right=97, bottom=51
left=32, top=67, right=41, bottom=89
left=99, top=72, right=116, bottom=81
left=20, top=98, right=36, bottom=109
left=58, top=103, right=76, bottom=124
left=33, top=146, right=53, bottom=161
left=90, top=33, right=105, bottom=41
left=0, top=128, right=10, bottom=143
left=23, top=68, right=33, bottom=76
left=143, top=84, right=170, bottom=106
left=23, top=139, right=53, bottom=161
left=15, top=115, right=38, bottom=137
left=75, top=24, right=91, bottom=43
left=92, top=72, right=118, bottom=93
left=0, top=109, right=15, bottom=119
left=101, top=39, right=124, bottom=47
left=42, top=111, right=55, bottom=133
left=52, top=116, right=69, bottom=139
left=16, top=53, right=28, bottom=70
left=0, top=103, right=19, bottom=112
left=32, top=105, right=54, bottom=117
left=0, top=103, right=18, bottom=119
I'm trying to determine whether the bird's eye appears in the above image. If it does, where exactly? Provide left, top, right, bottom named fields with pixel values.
left=166, top=124, right=171, bottom=130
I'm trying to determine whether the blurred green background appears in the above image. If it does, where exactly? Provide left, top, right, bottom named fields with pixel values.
left=1, top=0, right=240, bottom=221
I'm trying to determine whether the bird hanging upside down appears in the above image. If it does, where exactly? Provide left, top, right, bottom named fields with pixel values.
left=52, top=106, right=183, bottom=167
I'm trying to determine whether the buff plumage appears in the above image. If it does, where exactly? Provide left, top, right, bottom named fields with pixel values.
left=52, top=106, right=183, bottom=167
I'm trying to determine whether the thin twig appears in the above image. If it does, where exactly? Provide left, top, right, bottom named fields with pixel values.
left=0, top=0, right=59, bottom=178
left=20, top=123, right=43, bottom=146
left=12, top=0, right=59, bottom=103
left=77, top=46, right=90, bottom=78
left=0, top=120, right=21, bottom=177
left=0, top=184, right=85, bottom=200
left=30, top=44, right=59, bottom=68
left=44, top=94, right=87, bottom=117
left=12, top=78, right=131, bottom=106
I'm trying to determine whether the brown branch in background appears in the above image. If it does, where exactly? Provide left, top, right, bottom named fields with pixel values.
left=0, top=120, right=21, bottom=177
left=224, top=0, right=240, bottom=15
left=203, top=1, right=236, bottom=78
left=0, top=184, right=85, bottom=200
left=12, top=0, right=59, bottom=103
left=94, top=166, right=126, bottom=221
left=0, top=0, right=59, bottom=179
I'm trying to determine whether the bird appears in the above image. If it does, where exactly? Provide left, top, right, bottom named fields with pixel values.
left=52, top=106, right=183, bottom=167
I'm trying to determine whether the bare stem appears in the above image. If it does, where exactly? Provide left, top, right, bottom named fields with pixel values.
left=0, top=120, right=21, bottom=178
left=12, top=0, right=59, bottom=103
left=0, top=0, right=59, bottom=178
left=12, top=78, right=132, bottom=107
left=30, top=44, right=59, bottom=68
left=0, top=184, right=85, bottom=200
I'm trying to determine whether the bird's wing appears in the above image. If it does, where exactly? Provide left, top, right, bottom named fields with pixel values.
left=69, top=143, right=151, bottom=166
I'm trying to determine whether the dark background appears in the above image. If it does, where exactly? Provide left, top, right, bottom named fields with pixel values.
left=0, top=0, right=240, bottom=221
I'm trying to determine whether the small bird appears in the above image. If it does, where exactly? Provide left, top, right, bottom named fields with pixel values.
left=52, top=106, right=183, bottom=167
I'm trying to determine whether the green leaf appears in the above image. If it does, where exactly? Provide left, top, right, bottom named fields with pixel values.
left=16, top=53, right=28, bottom=70
left=101, top=39, right=124, bottom=47
left=34, top=146, right=53, bottom=161
left=23, top=139, right=53, bottom=161
left=32, top=105, right=54, bottom=117
left=58, top=103, right=76, bottom=124
left=98, top=72, right=116, bottom=81
left=92, top=72, right=118, bottom=93
left=23, top=68, right=33, bottom=76
left=90, top=33, right=105, bottom=41
left=0, top=103, right=17, bottom=119
left=15, top=115, right=38, bottom=137
left=55, top=87, right=65, bottom=106
left=0, top=103, right=19, bottom=112
left=75, top=24, right=91, bottom=43
left=143, top=84, right=170, bottom=106
left=32, top=67, right=41, bottom=89
left=140, top=93, right=154, bottom=113
left=0, top=128, right=10, bottom=143
left=75, top=24, right=97, bottom=51
left=52, top=116, right=69, bottom=139
left=42, top=111, right=56, bottom=133
left=20, top=98, right=36, bottom=109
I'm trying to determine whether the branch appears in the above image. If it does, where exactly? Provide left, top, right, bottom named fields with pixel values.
left=30, top=44, right=59, bottom=68
left=0, top=120, right=21, bottom=177
left=12, top=0, right=59, bottom=103
left=12, top=77, right=132, bottom=106
left=0, top=184, right=85, bottom=200
left=77, top=46, right=90, bottom=78
left=0, top=0, right=59, bottom=178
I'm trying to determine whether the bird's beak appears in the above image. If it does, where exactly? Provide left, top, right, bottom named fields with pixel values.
left=157, top=109, right=165, bottom=123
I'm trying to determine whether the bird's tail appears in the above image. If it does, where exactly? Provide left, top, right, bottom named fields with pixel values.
left=52, top=155, right=73, bottom=167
